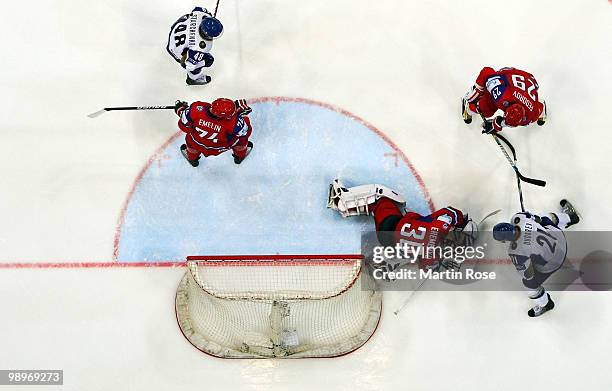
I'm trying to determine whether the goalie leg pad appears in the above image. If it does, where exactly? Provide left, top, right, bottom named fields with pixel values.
left=327, top=179, right=405, bottom=218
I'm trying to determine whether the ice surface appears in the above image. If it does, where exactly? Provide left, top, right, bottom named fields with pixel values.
left=0, top=0, right=611, bottom=390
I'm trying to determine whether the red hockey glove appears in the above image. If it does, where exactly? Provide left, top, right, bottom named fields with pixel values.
left=234, top=99, right=252, bottom=115
left=174, top=100, right=189, bottom=115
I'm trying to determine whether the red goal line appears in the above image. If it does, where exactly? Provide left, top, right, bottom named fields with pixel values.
left=187, top=254, right=363, bottom=267
left=0, top=254, right=364, bottom=269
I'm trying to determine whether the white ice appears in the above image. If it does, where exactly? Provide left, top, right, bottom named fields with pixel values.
left=0, top=0, right=611, bottom=390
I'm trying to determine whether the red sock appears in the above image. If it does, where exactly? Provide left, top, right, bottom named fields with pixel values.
left=186, top=147, right=200, bottom=161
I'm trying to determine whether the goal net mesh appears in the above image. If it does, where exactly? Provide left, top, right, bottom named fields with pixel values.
left=175, top=255, right=381, bottom=358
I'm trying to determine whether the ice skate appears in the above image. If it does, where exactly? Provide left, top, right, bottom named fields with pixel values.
left=462, top=97, right=472, bottom=124
left=560, top=199, right=580, bottom=227
left=537, top=100, right=547, bottom=126
left=233, top=141, right=253, bottom=164
left=180, top=144, right=200, bottom=167
left=528, top=293, right=555, bottom=317
left=186, top=75, right=212, bottom=86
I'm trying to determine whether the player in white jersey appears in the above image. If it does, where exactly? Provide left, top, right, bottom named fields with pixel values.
left=166, top=7, right=223, bottom=85
left=493, top=200, right=580, bottom=317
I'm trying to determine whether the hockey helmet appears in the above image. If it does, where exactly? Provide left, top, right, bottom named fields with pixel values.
left=210, top=98, right=236, bottom=119
left=200, top=17, right=223, bottom=39
left=505, top=104, right=526, bottom=127
left=492, top=222, right=517, bottom=242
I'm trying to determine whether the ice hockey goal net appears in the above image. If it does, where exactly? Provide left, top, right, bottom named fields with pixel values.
left=175, top=254, right=382, bottom=358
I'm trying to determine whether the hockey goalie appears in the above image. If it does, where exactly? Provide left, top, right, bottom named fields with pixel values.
left=327, top=179, right=477, bottom=270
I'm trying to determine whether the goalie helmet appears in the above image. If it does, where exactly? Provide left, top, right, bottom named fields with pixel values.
left=210, top=98, right=236, bottom=119
left=200, top=16, right=223, bottom=39
left=504, top=104, right=526, bottom=127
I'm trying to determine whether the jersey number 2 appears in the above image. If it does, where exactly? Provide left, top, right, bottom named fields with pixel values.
left=511, top=75, right=537, bottom=101
left=535, top=228, right=557, bottom=254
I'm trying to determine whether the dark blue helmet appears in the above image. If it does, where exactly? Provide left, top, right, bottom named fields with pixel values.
left=200, top=17, right=223, bottom=39
left=493, top=223, right=516, bottom=242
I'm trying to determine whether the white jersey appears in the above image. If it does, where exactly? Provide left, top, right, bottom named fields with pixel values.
left=166, top=7, right=214, bottom=73
left=507, top=212, right=567, bottom=275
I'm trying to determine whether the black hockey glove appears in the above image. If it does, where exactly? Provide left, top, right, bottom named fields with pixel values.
left=481, top=116, right=504, bottom=134
left=174, top=100, right=189, bottom=115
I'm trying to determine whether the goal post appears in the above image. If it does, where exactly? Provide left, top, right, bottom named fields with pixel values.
left=175, top=254, right=382, bottom=358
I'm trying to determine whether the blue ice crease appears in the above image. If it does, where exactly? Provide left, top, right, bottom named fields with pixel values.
left=116, top=101, right=430, bottom=261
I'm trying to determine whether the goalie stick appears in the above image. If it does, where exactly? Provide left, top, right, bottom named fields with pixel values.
left=393, top=209, right=501, bottom=316
left=476, top=208, right=502, bottom=227
left=87, top=105, right=174, bottom=118
left=392, top=277, right=426, bottom=316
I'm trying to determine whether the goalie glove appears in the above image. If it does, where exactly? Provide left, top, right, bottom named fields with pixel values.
left=445, top=218, right=478, bottom=247
left=235, top=99, right=252, bottom=115
left=440, top=257, right=462, bottom=272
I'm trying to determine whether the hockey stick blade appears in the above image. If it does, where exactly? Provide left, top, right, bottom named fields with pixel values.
left=87, top=108, right=108, bottom=118
left=515, top=169, right=546, bottom=187
left=394, top=277, right=427, bottom=316
left=478, top=209, right=502, bottom=227
left=493, top=135, right=546, bottom=187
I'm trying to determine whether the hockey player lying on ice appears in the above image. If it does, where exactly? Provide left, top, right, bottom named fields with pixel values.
left=462, top=66, right=547, bottom=134
left=174, top=98, right=253, bottom=167
left=493, top=200, right=580, bottom=317
left=327, top=179, right=477, bottom=270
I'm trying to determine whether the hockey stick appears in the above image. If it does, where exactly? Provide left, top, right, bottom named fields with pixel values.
left=213, top=0, right=221, bottom=17
left=87, top=105, right=174, bottom=119
left=478, top=209, right=502, bottom=227
left=493, top=135, right=527, bottom=212
left=476, top=113, right=545, bottom=212
left=493, top=133, right=546, bottom=187
left=393, top=278, right=426, bottom=316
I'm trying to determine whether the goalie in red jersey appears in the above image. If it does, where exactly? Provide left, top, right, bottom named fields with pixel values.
left=327, top=179, right=477, bottom=270
left=174, top=98, right=254, bottom=167
left=462, top=66, right=547, bottom=134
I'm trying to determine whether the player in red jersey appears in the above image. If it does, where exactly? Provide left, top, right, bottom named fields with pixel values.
left=327, top=179, right=476, bottom=269
left=462, top=66, right=547, bottom=133
left=174, top=98, right=254, bottom=167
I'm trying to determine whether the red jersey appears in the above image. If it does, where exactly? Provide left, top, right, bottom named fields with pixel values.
left=471, top=67, right=544, bottom=126
left=396, top=206, right=464, bottom=245
left=372, top=198, right=466, bottom=269
left=178, top=101, right=252, bottom=157
left=397, top=207, right=465, bottom=268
